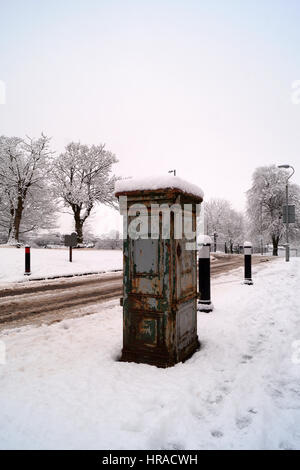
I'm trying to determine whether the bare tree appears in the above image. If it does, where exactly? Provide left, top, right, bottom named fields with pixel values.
left=204, top=198, right=245, bottom=248
left=95, top=230, right=122, bottom=250
left=0, top=134, right=54, bottom=244
left=52, top=142, right=118, bottom=244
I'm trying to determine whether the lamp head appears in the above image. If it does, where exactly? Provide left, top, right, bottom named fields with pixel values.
left=278, top=164, right=290, bottom=169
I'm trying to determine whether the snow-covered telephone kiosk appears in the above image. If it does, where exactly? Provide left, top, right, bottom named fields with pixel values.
left=115, top=176, right=203, bottom=368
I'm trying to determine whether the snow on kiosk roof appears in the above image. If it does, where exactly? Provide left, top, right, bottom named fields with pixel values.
left=115, top=176, right=204, bottom=201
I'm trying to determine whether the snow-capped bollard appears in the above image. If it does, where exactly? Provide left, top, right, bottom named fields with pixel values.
left=24, top=245, right=31, bottom=276
left=244, top=241, right=253, bottom=285
left=197, top=236, right=214, bottom=312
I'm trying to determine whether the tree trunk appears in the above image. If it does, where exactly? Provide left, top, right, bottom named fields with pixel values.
left=7, top=197, right=23, bottom=244
left=272, top=235, right=279, bottom=256
left=7, top=205, right=15, bottom=243
left=73, top=208, right=84, bottom=245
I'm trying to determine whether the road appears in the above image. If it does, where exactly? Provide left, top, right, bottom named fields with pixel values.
left=0, top=254, right=272, bottom=330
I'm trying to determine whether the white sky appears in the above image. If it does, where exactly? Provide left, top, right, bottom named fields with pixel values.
left=1, top=0, right=300, bottom=235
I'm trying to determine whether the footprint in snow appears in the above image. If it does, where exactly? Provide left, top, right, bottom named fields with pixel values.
left=207, top=393, right=224, bottom=405
left=236, top=415, right=252, bottom=430
left=279, top=441, right=294, bottom=450
left=168, top=442, right=185, bottom=450
left=211, top=430, right=223, bottom=439
left=241, top=354, right=253, bottom=364
left=271, top=388, right=284, bottom=399
left=220, top=385, right=230, bottom=395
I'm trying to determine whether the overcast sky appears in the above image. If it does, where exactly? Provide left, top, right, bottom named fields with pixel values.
left=1, top=0, right=300, bottom=235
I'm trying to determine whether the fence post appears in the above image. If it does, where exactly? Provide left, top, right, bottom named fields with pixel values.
left=243, top=241, right=253, bottom=285
left=24, top=245, right=31, bottom=276
left=198, top=236, right=214, bottom=312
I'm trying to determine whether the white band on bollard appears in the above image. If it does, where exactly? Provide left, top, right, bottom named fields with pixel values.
left=198, top=245, right=210, bottom=258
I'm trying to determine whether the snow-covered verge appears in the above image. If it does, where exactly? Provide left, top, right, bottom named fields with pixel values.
left=0, top=259, right=300, bottom=450
left=0, top=247, right=123, bottom=283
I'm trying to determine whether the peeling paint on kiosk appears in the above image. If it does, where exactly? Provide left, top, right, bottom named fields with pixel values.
left=115, top=176, right=204, bottom=368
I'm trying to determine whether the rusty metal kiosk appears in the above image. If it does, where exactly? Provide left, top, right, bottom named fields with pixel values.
left=115, top=177, right=203, bottom=368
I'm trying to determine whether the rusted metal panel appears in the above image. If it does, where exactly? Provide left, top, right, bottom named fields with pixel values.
left=118, top=188, right=201, bottom=368
left=128, top=294, right=162, bottom=312
left=177, top=299, right=197, bottom=352
left=133, top=239, right=159, bottom=274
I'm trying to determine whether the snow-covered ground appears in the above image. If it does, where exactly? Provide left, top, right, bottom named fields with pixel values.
left=0, top=258, right=300, bottom=450
left=0, top=247, right=123, bottom=283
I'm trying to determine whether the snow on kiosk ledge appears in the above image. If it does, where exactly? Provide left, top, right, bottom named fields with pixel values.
left=114, top=175, right=204, bottom=200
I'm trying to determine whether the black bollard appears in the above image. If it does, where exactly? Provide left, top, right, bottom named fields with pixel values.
left=24, top=245, right=31, bottom=276
left=197, top=236, right=214, bottom=312
left=244, top=241, right=253, bottom=285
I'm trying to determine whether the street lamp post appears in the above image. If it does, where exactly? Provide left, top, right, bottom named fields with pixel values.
left=278, top=164, right=295, bottom=262
left=168, top=169, right=176, bottom=176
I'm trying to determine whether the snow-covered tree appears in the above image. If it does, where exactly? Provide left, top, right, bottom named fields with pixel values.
left=204, top=198, right=245, bottom=248
left=95, top=230, right=122, bottom=250
left=52, top=142, right=118, bottom=244
left=0, top=135, right=55, bottom=244
left=246, top=165, right=300, bottom=255
left=0, top=185, right=9, bottom=241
